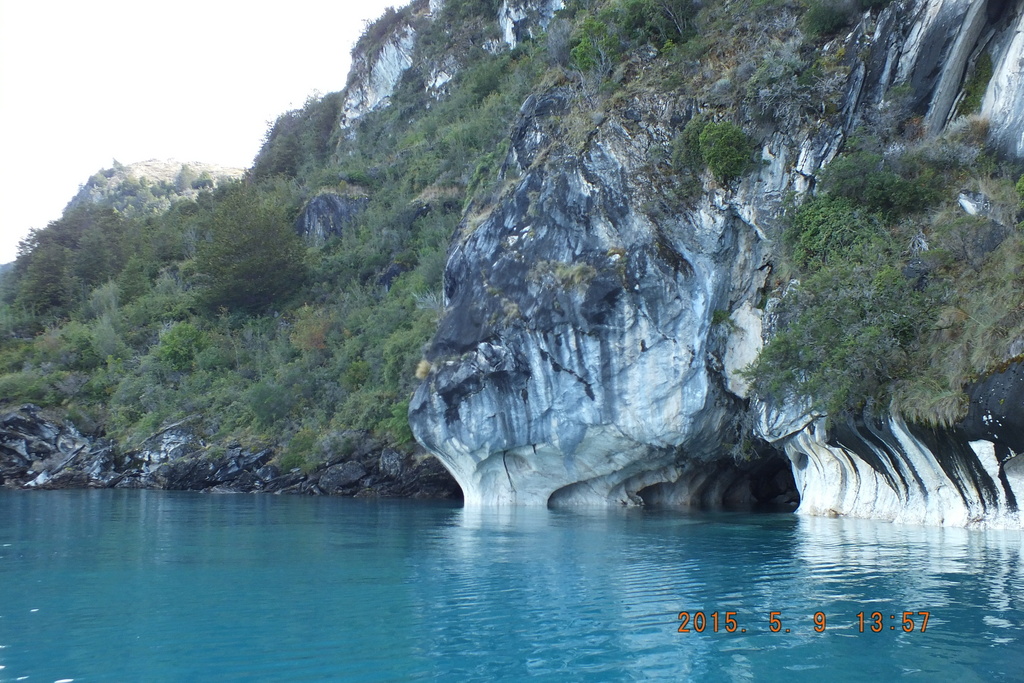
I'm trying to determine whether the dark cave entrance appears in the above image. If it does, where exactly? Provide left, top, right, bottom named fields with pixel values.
left=634, top=450, right=799, bottom=512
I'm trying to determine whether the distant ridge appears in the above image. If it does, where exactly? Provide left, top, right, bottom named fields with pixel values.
left=65, top=159, right=246, bottom=216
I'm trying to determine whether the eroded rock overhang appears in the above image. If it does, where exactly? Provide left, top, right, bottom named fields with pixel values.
left=409, top=89, right=791, bottom=508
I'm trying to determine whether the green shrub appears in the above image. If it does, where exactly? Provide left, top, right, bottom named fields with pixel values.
left=554, top=262, right=598, bottom=290
left=784, top=195, right=883, bottom=269
left=748, top=257, right=930, bottom=415
left=698, top=121, right=755, bottom=182
left=247, top=380, right=295, bottom=428
left=819, top=150, right=885, bottom=199
left=956, top=53, right=993, bottom=118
left=803, top=0, right=891, bottom=38
left=862, top=170, right=940, bottom=216
left=569, top=17, right=614, bottom=72
left=751, top=121, right=1020, bottom=425
left=278, top=427, right=319, bottom=472
left=337, top=389, right=395, bottom=432
left=439, top=0, right=503, bottom=23
left=570, top=31, right=600, bottom=71
left=193, top=340, right=233, bottom=372
left=351, top=6, right=413, bottom=63
left=711, top=309, right=733, bottom=326
left=378, top=399, right=414, bottom=447
left=0, top=338, right=32, bottom=374
left=91, top=314, right=126, bottom=361
left=672, top=116, right=707, bottom=170
left=342, top=360, right=371, bottom=391
left=84, top=281, right=121, bottom=320
left=0, top=371, right=53, bottom=404
left=155, top=322, right=207, bottom=372
left=60, top=321, right=103, bottom=371
left=803, top=2, right=853, bottom=38
left=570, top=14, right=622, bottom=73
left=821, top=149, right=942, bottom=217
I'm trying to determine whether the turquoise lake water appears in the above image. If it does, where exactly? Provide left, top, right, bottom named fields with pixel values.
left=0, top=490, right=1021, bottom=682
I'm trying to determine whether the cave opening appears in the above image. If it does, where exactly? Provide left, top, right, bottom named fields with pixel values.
left=634, top=451, right=799, bottom=513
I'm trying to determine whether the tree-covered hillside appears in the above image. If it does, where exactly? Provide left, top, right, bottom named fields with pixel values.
left=0, top=0, right=552, bottom=467
left=1, top=0, right=1022, bottom=479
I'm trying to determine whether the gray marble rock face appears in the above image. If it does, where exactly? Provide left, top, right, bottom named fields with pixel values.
left=340, top=23, right=418, bottom=128
left=498, top=0, right=565, bottom=48
left=981, top=1, right=1024, bottom=159
left=340, top=0, right=570, bottom=128
left=759, top=362, right=1024, bottom=530
left=294, top=193, right=368, bottom=244
left=409, top=89, right=777, bottom=507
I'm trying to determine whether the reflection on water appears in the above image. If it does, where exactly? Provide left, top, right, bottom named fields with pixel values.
left=0, top=491, right=1021, bottom=682
left=795, top=516, right=1024, bottom=651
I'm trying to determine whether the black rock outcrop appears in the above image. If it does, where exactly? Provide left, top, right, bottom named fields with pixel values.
left=0, top=405, right=459, bottom=500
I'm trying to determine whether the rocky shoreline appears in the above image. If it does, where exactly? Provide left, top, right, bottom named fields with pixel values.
left=0, top=404, right=461, bottom=499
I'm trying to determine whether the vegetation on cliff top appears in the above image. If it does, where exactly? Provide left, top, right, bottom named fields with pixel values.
left=751, top=120, right=1024, bottom=425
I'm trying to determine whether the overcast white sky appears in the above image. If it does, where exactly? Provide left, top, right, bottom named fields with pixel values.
left=0, top=0, right=403, bottom=264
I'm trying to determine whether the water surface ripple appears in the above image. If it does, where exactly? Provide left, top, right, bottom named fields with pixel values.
left=0, top=491, right=1021, bottom=681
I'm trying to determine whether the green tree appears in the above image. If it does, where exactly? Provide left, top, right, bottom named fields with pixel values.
left=570, top=14, right=622, bottom=73
left=620, top=0, right=695, bottom=47
left=175, top=164, right=199, bottom=192
left=8, top=205, right=128, bottom=320
left=12, top=240, right=75, bottom=319
left=195, top=184, right=306, bottom=312
left=698, top=121, right=755, bottom=182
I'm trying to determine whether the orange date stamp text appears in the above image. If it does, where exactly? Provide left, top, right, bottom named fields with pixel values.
left=676, top=610, right=931, bottom=634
